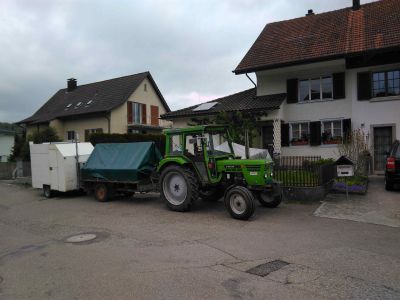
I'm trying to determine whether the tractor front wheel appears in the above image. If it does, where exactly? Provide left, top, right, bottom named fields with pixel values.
left=224, top=186, right=255, bottom=220
left=255, top=192, right=282, bottom=208
left=160, top=165, right=199, bottom=212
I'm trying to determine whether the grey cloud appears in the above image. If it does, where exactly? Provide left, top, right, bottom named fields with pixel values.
left=0, top=0, right=376, bottom=122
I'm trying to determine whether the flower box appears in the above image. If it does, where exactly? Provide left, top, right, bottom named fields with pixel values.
left=291, top=140, right=309, bottom=146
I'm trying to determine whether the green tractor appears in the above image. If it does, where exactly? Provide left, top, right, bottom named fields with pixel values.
left=158, top=125, right=282, bottom=220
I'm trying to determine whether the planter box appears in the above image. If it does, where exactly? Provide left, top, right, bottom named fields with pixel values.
left=322, top=140, right=341, bottom=145
left=331, top=180, right=368, bottom=195
left=291, top=141, right=309, bottom=146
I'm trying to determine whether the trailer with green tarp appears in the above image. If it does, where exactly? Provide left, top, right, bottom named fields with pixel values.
left=81, top=142, right=162, bottom=201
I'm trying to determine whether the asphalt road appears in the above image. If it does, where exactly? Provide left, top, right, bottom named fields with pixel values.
left=0, top=181, right=399, bottom=299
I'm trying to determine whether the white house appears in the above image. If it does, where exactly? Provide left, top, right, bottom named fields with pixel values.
left=162, top=0, right=400, bottom=173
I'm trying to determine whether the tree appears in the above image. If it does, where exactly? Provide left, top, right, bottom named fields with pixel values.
left=337, top=128, right=372, bottom=175
left=190, top=111, right=265, bottom=147
left=9, top=127, right=61, bottom=161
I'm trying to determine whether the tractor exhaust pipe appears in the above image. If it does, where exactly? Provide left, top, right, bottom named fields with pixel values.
left=245, top=129, right=250, bottom=159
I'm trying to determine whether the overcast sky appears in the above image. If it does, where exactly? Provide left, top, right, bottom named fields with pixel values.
left=0, top=0, right=376, bottom=123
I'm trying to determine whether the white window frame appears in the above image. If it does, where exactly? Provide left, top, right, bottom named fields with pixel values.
left=298, top=75, right=333, bottom=102
left=289, top=121, right=310, bottom=145
left=320, top=119, right=343, bottom=144
left=130, top=102, right=143, bottom=124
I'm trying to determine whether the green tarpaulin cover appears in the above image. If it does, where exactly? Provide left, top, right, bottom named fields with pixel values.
left=81, top=142, right=162, bottom=182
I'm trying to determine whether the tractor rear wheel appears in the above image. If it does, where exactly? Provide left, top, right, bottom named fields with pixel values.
left=255, top=192, right=282, bottom=208
left=224, top=186, right=255, bottom=220
left=160, top=165, right=199, bottom=212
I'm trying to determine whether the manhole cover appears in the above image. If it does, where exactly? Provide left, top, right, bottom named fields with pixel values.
left=65, top=233, right=97, bottom=243
left=247, top=260, right=289, bottom=277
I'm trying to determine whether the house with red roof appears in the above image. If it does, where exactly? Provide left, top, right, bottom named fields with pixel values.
left=163, top=0, right=400, bottom=173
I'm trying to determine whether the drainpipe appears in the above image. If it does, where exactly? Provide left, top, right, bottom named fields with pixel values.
left=105, top=112, right=111, bottom=133
left=246, top=73, right=257, bottom=89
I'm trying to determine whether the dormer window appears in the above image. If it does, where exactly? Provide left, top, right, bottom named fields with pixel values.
left=86, top=100, right=93, bottom=105
left=66, top=103, right=72, bottom=108
left=75, top=102, right=82, bottom=108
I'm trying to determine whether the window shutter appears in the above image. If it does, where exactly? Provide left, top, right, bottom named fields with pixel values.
left=309, top=121, right=321, bottom=146
left=342, top=118, right=351, bottom=142
left=127, top=101, right=133, bottom=124
left=357, top=72, right=372, bottom=100
left=151, top=105, right=159, bottom=126
left=332, top=72, right=345, bottom=99
left=141, top=104, right=147, bottom=124
left=281, top=123, right=290, bottom=147
left=286, top=78, right=298, bottom=104
left=84, top=129, right=90, bottom=142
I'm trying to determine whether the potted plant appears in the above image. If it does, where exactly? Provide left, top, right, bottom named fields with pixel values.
left=291, top=135, right=309, bottom=146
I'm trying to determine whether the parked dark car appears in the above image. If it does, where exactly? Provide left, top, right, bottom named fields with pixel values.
left=385, top=140, right=400, bottom=191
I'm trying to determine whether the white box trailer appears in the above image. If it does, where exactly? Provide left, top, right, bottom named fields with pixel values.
left=30, top=142, right=94, bottom=197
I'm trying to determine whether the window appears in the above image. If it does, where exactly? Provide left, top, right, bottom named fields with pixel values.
left=372, top=70, right=400, bottom=98
left=299, top=76, right=333, bottom=102
left=169, top=134, right=182, bottom=155
left=66, top=103, right=72, bottom=109
left=86, top=100, right=93, bottom=105
left=128, top=102, right=143, bottom=124
left=67, top=130, right=75, bottom=141
left=75, top=102, right=82, bottom=108
left=144, top=83, right=147, bottom=92
left=321, top=120, right=343, bottom=144
left=290, top=122, right=309, bottom=145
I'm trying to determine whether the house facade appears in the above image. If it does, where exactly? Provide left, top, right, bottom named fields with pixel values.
left=163, top=0, right=400, bottom=173
left=19, top=72, right=171, bottom=142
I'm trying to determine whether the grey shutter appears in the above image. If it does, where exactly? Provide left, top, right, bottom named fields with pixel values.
left=333, top=72, right=345, bottom=99
left=309, top=121, right=321, bottom=146
left=281, top=123, right=290, bottom=147
left=342, top=118, right=351, bottom=142
left=286, top=79, right=298, bottom=103
left=357, top=72, right=372, bottom=100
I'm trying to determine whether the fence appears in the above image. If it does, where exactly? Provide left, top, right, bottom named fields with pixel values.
left=0, top=161, right=31, bottom=180
left=273, top=156, right=336, bottom=187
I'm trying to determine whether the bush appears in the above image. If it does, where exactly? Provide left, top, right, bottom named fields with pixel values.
left=9, top=127, right=61, bottom=161
left=89, top=133, right=166, bottom=155
left=303, top=158, right=335, bottom=167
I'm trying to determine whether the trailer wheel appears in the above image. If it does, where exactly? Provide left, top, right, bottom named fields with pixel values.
left=255, top=192, right=282, bottom=208
left=43, top=185, right=52, bottom=198
left=94, top=183, right=112, bottom=202
left=224, top=186, right=255, bottom=220
left=160, top=165, right=199, bottom=212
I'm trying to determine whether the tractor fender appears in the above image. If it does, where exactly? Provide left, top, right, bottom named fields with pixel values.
left=157, top=157, right=190, bottom=174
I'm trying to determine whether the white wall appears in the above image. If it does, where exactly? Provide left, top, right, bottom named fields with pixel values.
left=349, top=63, right=400, bottom=143
left=0, top=135, right=14, bottom=162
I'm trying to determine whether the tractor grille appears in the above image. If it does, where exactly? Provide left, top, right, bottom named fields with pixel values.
left=246, top=165, right=261, bottom=172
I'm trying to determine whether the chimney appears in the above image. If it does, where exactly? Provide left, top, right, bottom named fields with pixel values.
left=67, top=78, right=77, bottom=92
left=306, top=9, right=315, bottom=16
left=352, top=0, right=360, bottom=10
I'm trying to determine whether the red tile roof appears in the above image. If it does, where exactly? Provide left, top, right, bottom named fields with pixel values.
left=234, top=0, right=400, bottom=74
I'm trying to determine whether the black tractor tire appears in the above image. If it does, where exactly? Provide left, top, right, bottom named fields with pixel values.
left=224, top=186, right=255, bottom=220
left=160, top=165, right=199, bottom=212
left=43, top=185, right=52, bottom=198
left=255, top=192, right=282, bottom=208
left=94, top=183, right=113, bottom=202
left=199, top=188, right=224, bottom=201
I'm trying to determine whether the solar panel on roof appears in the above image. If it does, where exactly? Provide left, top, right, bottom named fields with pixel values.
left=193, top=102, right=218, bottom=111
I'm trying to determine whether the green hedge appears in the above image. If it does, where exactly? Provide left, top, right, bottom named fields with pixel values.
left=89, top=133, right=166, bottom=155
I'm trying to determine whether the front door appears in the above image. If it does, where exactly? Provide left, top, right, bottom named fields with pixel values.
left=373, top=126, right=393, bottom=172
left=262, top=122, right=274, bottom=156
